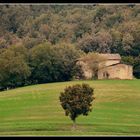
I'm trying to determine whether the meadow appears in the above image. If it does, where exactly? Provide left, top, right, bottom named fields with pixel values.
left=0, top=80, right=140, bottom=136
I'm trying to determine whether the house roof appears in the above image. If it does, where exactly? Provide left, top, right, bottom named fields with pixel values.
left=98, top=62, right=133, bottom=70
left=77, top=53, right=121, bottom=62
left=99, top=53, right=121, bottom=60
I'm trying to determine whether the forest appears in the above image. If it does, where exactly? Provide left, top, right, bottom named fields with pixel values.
left=0, top=4, right=140, bottom=90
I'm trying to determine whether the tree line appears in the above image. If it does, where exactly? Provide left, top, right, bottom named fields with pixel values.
left=0, top=4, right=140, bottom=90
left=0, top=42, right=83, bottom=90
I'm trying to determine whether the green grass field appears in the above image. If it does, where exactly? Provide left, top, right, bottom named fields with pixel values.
left=0, top=80, right=140, bottom=136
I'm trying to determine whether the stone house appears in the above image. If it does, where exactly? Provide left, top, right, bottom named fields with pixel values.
left=77, top=53, right=133, bottom=80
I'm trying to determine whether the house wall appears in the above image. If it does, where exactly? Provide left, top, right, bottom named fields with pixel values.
left=98, top=64, right=133, bottom=79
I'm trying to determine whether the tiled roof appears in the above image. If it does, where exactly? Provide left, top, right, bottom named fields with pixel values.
left=99, top=53, right=121, bottom=60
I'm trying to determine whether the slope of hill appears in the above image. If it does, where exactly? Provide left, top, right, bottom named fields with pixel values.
left=0, top=80, right=140, bottom=136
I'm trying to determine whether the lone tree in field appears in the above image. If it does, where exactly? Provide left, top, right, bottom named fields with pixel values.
left=59, top=84, right=95, bottom=129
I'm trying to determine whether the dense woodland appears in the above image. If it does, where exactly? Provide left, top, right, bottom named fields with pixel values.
left=0, top=4, right=140, bottom=90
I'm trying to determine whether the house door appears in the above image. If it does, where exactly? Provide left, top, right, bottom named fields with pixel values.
left=103, top=71, right=110, bottom=79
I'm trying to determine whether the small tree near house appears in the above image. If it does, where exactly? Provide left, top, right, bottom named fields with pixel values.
left=77, top=52, right=107, bottom=79
left=59, top=84, right=95, bottom=129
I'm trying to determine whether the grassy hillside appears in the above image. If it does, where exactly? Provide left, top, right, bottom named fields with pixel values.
left=0, top=80, right=140, bottom=136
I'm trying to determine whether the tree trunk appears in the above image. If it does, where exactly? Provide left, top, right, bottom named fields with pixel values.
left=72, top=120, right=76, bottom=130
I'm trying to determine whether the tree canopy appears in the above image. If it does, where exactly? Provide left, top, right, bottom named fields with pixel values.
left=0, top=4, right=140, bottom=90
